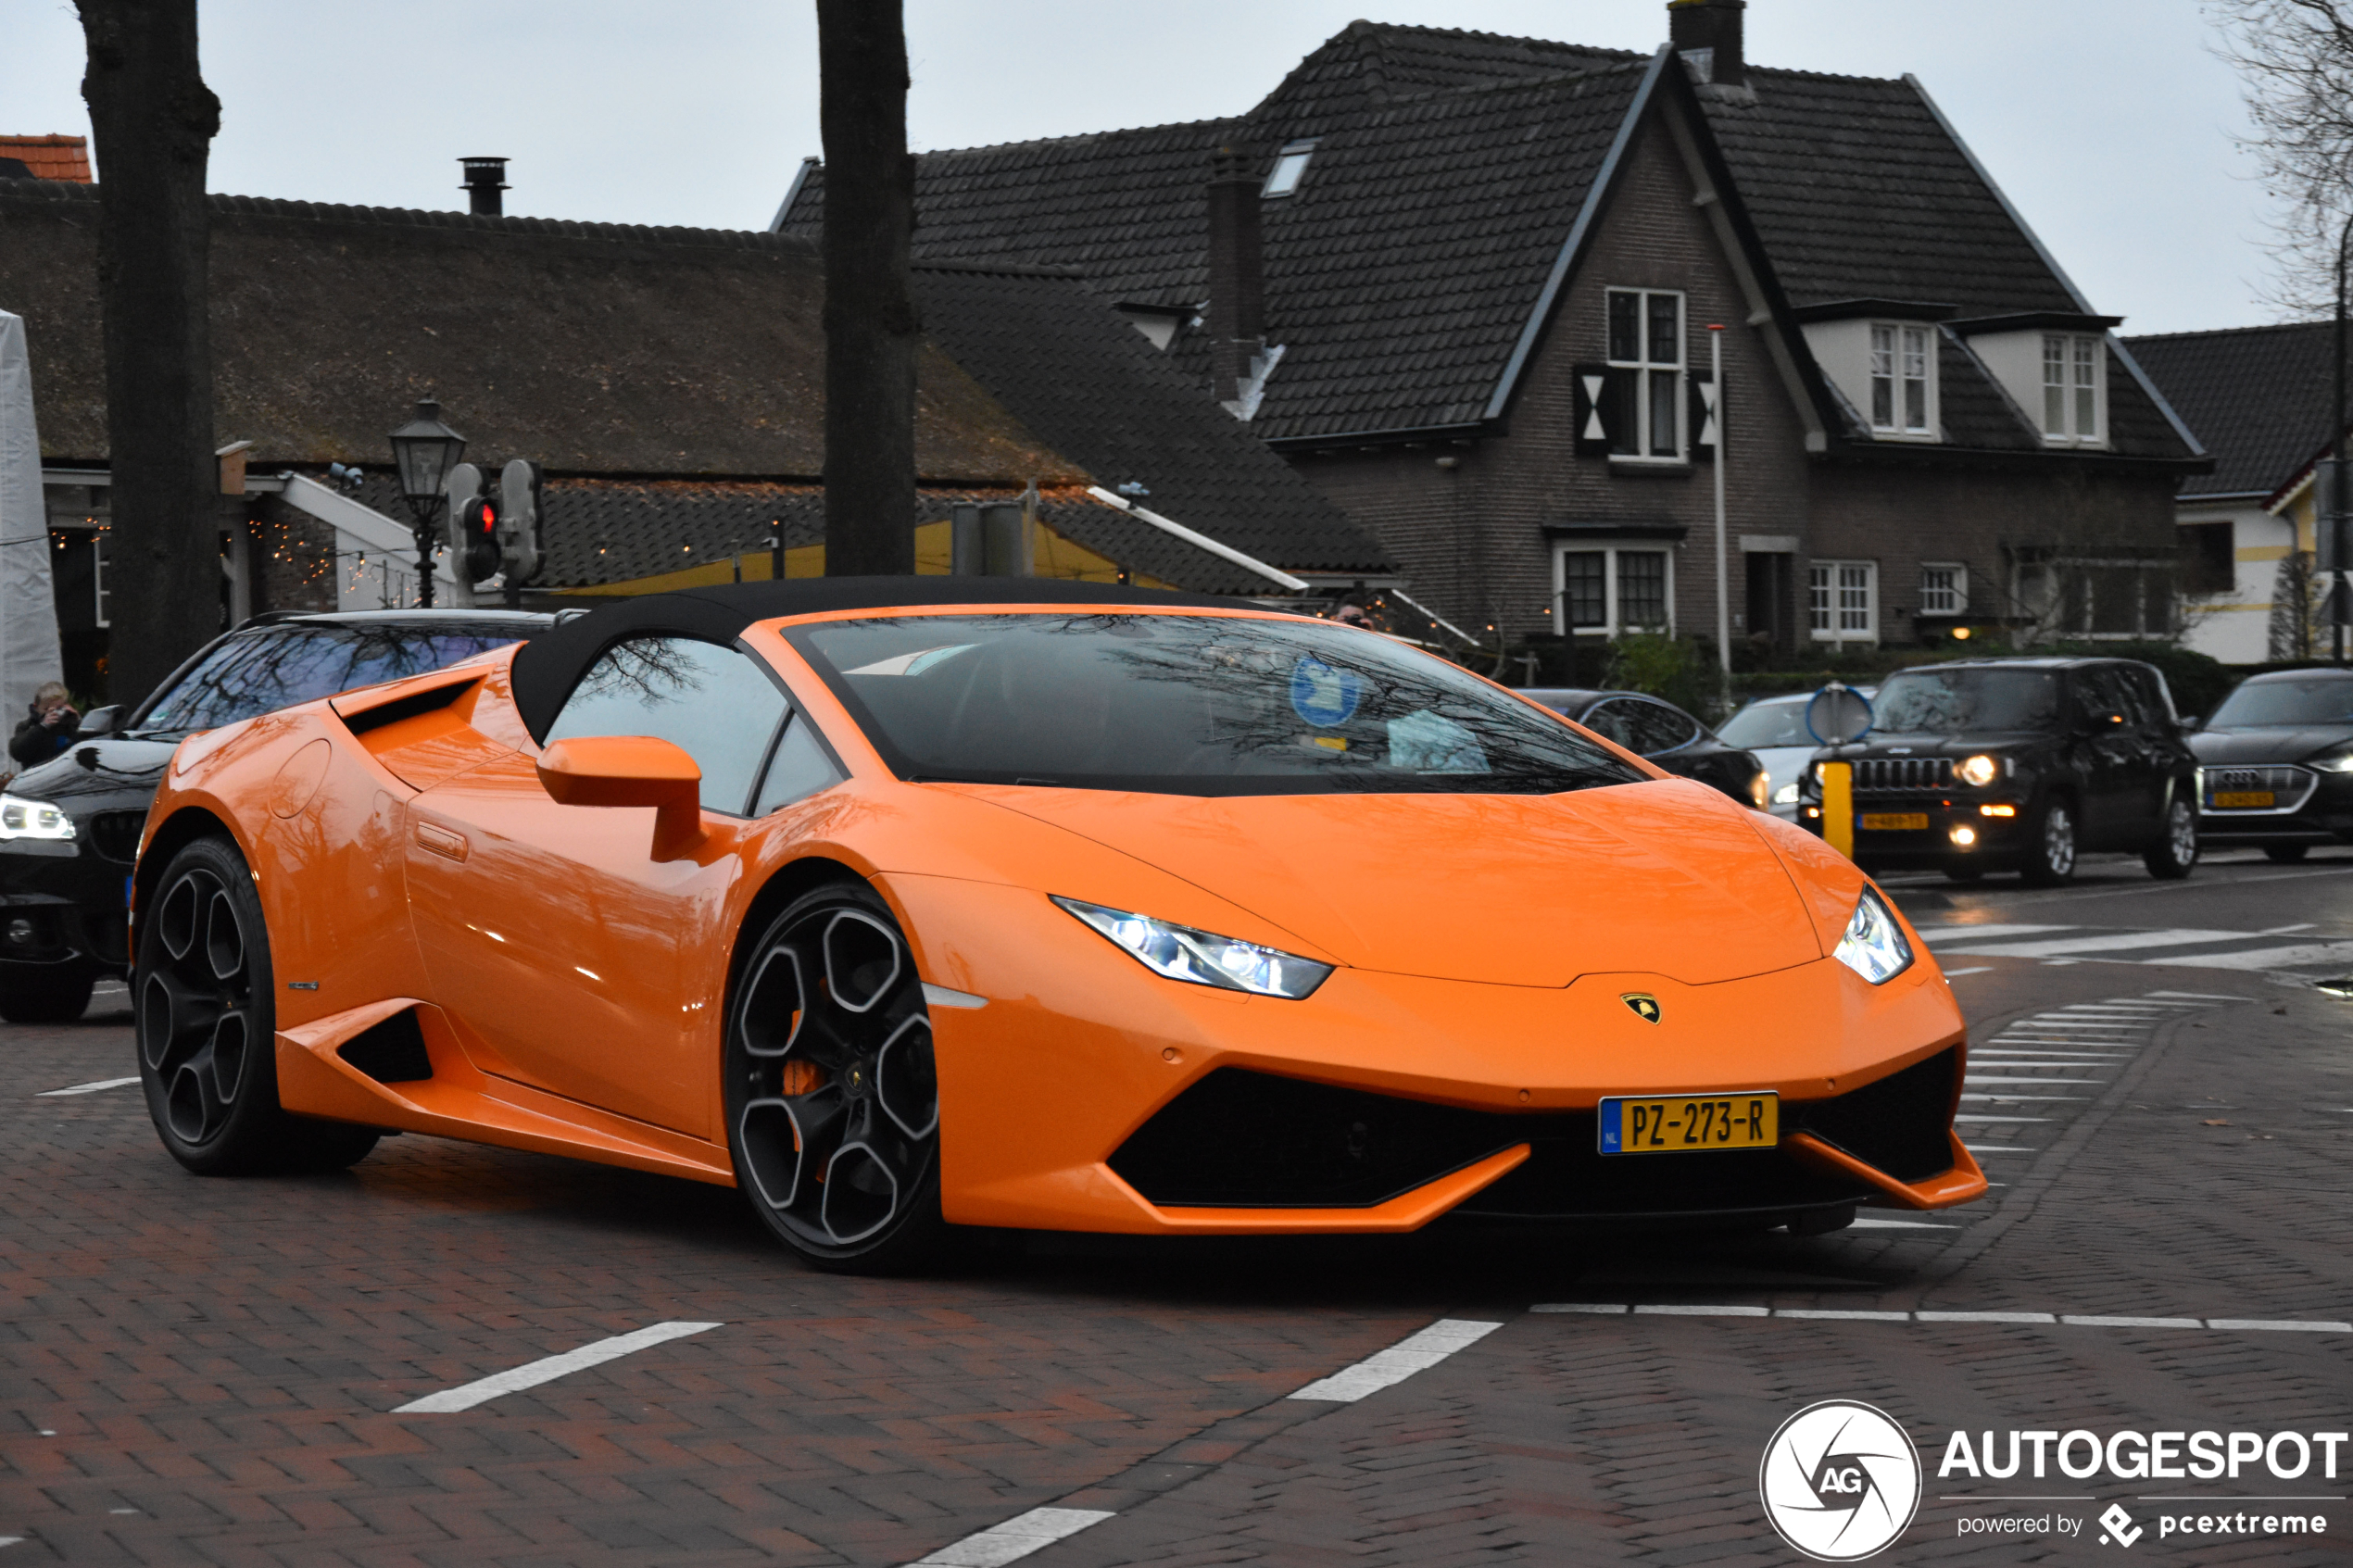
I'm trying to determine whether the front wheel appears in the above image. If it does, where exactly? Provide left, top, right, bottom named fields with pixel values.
left=2019, top=797, right=2078, bottom=886
left=724, top=880, right=950, bottom=1273
left=135, top=835, right=380, bottom=1175
left=2144, top=795, right=2198, bottom=880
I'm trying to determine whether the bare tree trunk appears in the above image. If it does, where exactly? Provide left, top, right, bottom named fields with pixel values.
left=816, top=0, right=917, bottom=577
left=76, top=0, right=220, bottom=709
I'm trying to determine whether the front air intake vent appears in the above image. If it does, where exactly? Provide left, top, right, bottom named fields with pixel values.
left=337, top=1010, right=434, bottom=1084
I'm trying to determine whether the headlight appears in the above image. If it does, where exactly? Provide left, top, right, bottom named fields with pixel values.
left=0, top=795, right=75, bottom=842
left=1772, top=781, right=1801, bottom=805
left=1052, top=896, right=1334, bottom=999
left=1832, top=886, right=1913, bottom=985
left=1957, top=754, right=2000, bottom=787
left=2310, top=750, right=2353, bottom=774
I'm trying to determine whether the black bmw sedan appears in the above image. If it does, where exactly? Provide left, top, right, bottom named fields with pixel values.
left=1516, top=687, right=1768, bottom=808
left=2189, top=667, right=2353, bottom=860
left=0, top=609, right=548, bottom=1022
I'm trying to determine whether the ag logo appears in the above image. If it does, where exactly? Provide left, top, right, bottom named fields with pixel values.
left=1622, top=993, right=1662, bottom=1024
left=1758, top=1399, right=1921, bottom=1562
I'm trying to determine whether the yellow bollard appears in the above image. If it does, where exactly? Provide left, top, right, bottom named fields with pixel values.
left=1821, top=760, right=1855, bottom=859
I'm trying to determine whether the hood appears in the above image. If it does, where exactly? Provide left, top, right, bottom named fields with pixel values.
left=6, top=737, right=177, bottom=815
left=2189, top=725, right=2353, bottom=766
left=978, top=777, right=1822, bottom=986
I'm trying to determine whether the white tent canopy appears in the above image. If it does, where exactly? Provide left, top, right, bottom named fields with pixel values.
left=0, top=312, right=65, bottom=724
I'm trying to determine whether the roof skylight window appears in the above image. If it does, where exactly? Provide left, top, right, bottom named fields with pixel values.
left=1263, top=140, right=1316, bottom=197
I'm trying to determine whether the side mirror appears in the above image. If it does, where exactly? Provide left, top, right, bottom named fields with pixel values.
left=77, top=705, right=120, bottom=737
left=535, top=735, right=705, bottom=859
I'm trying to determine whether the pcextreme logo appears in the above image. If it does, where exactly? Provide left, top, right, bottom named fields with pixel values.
left=1759, top=1400, right=1924, bottom=1562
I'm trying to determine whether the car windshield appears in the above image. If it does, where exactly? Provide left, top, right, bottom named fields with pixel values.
left=133, top=625, right=525, bottom=736
left=1717, top=700, right=1814, bottom=749
left=1870, top=669, right=2062, bottom=734
left=789, top=612, right=1648, bottom=797
left=2208, top=677, right=2353, bottom=728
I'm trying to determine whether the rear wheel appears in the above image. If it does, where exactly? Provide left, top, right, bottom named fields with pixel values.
left=0, top=962, right=94, bottom=1023
left=2143, top=795, right=2198, bottom=880
left=2264, top=843, right=2310, bottom=864
left=724, top=880, right=950, bottom=1273
left=2019, top=797, right=2078, bottom=886
left=135, top=836, right=379, bottom=1175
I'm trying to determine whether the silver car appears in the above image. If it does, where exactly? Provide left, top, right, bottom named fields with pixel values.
left=1718, top=688, right=1875, bottom=821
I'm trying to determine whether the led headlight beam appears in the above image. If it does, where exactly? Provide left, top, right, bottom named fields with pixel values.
left=0, top=795, right=76, bottom=841
left=1051, top=896, right=1333, bottom=999
left=1832, top=886, right=1913, bottom=985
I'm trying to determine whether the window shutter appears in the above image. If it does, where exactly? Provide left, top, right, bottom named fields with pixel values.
left=1573, top=364, right=1614, bottom=457
left=1689, top=372, right=1718, bottom=463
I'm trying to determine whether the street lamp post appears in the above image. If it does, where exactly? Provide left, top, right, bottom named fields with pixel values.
left=387, top=398, right=466, bottom=609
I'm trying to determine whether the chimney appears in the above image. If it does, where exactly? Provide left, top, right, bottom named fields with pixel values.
left=1668, top=0, right=1745, bottom=88
left=460, top=157, right=510, bottom=217
left=1205, top=146, right=1265, bottom=405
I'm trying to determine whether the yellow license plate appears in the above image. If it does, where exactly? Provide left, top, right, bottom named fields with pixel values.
left=1599, top=1092, right=1780, bottom=1155
left=2211, top=791, right=2274, bottom=809
left=1860, top=812, right=1929, bottom=831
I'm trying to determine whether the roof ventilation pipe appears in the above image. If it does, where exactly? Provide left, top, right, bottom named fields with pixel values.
left=1668, top=0, right=1745, bottom=88
left=460, top=157, right=510, bottom=217
left=1205, top=146, right=1266, bottom=409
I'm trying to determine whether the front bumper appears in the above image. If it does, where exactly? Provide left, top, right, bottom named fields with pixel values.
left=2195, top=765, right=2353, bottom=847
left=883, top=872, right=1983, bottom=1236
left=1799, top=794, right=2031, bottom=870
left=0, top=837, right=134, bottom=976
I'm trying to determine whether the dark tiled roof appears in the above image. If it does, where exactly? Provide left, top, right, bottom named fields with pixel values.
left=2124, top=322, right=2340, bottom=498
left=1249, top=20, right=1640, bottom=130
left=911, top=266, right=1388, bottom=573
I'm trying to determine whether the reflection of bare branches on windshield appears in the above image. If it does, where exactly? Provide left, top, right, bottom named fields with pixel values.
left=571, top=637, right=704, bottom=711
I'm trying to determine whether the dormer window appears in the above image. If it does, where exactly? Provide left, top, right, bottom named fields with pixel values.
left=1263, top=140, right=1315, bottom=197
left=1869, top=324, right=1931, bottom=434
left=2042, top=333, right=2103, bottom=444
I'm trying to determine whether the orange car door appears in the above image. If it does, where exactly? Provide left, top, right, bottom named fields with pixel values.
left=403, top=636, right=790, bottom=1136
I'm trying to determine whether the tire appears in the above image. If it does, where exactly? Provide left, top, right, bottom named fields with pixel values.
left=2019, top=796, right=2079, bottom=886
left=2265, top=843, right=2309, bottom=864
left=1942, top=865, right=1984, bottom=884
left=135, top=836, right=379, bottom=1175
left=2144, top=794, right=2199, bottom=880
left=724, top=879, right=950, bottom=1273
left=0, top=962, right=94, bottom=1023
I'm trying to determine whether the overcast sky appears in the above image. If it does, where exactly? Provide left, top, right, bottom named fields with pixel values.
left=4, top=1, right=2277, bottom=337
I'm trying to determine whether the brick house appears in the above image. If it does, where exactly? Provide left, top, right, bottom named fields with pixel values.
left=775, top=2, right=2207, bottom=667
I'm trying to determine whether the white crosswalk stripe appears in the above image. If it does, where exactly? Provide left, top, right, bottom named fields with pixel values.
left=1919, top=922, right=2353, bottom=977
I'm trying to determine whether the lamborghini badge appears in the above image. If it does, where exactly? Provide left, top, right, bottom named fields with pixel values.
left=1622, top=993, right=1662, bottom=1024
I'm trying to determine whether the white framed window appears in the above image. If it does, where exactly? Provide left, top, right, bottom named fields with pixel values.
left=1869, top=323, right=1931, bottom=434
left=1807, top=559, right=1878, bottom=644
left=1605, top=288, right=1684, bottom=460
left=2040, top=332, right=2104, bottom=444
left=1919, top=561, right=1968, bottom=617
left=1263, top=139, right=1316, bottom=197
left=1557, top=544, right=1675, bottom=636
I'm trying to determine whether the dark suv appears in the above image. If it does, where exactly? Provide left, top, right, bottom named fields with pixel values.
left=1798, top=658, right=2199, bottom=884
left=0, top=609, right=548, bottom=1022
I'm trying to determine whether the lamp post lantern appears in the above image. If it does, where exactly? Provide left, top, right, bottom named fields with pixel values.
left=388, top=397, right=466, bottom=608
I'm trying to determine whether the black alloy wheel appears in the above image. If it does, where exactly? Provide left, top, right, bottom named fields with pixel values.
left=2019, top=796, right=2078, bottom=886
left=2144, top=794, right=2199, bottom=881
left=2264, top=844, right=2310, bottom=863
left=725, top=880, right=949, bottom=1273
left=135, top=836, right=379, bottom=1175
left=0, top=962, right=94, bottom=1023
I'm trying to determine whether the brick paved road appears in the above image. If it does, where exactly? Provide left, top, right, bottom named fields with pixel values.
left=3, top=850, right=2349, bottom=1565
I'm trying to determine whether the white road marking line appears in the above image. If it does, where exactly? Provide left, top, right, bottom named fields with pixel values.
left=2152, top=941, right=2353, bottom=972
left=1846, top=1217, right=1955, bottom=1229
left=1971, top=1050, right=2132, bottom=1058
left=1962, top=1145, right=2035, bottom=1154
left=1954, top=1115, right=2053, bottom=1123
left=1942, top=966, right=1994, bottom=976
left=391, top=1320, right=722, bottom=1413
left=1960, top=1096, right=2087, bottom=1103
left=1287, top=1318, right=1502, bottom=1402
left=2144, top=990, right=2245, bottom=1002
left=1996, top=1018, right=2143, bottom=1029
left=1532, top=1307, right=2347, bottom=1334
left=1965, top=1075, right=2103, bottom=1084
left=1938, top=929, right=2259, bottom=959
left=1918, top=924, right=2077, bottom=944
left=909, top=1508, right=1117, bottom=1567
left=35, top=1076, right=139, bottom=1098
left=2260, top=922, right=2318, bottom=935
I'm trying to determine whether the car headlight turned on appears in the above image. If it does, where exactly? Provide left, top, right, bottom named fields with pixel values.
left=2310, top=749, right=2353, bottom=774
left=0, top=794, right=75, bottom=841
left=1747, top=770, right=1770, bottom=809
left=1052, top=896, right=1335, bottom=999
left=1772, top=780, right=1801, bottom=805
left=1957, top=753, right=2001, bottom=786
left=1832, top=886, right=1913, bottom=985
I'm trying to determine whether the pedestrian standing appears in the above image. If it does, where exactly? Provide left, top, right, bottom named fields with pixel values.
left=8, top=682, right=82, bottom=769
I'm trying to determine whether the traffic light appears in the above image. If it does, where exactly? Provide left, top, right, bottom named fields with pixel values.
left=497, top=458, right=541, bottom=596
left=442, top=462, right=486, bottom=607
left=459, top=494, right=501, bottom=584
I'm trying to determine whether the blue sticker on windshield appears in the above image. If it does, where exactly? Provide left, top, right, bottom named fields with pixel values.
left=1290, top=656, right=1364, bottom=728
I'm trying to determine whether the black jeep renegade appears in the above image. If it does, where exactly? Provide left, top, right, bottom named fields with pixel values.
left=1799, top=658, right=2199, bottom=885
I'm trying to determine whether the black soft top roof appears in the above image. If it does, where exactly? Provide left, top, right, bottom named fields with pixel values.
left=508, top=576, right=1245, bottom=742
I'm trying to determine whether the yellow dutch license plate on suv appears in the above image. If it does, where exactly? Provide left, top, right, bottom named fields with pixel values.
left=1599, top=1092, right=1779, bottom=1155
left=1860, top=812, right=1929, bottom=831
left=2210, top=791, right=2274, bottom=809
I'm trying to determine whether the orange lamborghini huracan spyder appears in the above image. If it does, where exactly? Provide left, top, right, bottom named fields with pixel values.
left=133, top=580, right=1984, bottom=1270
